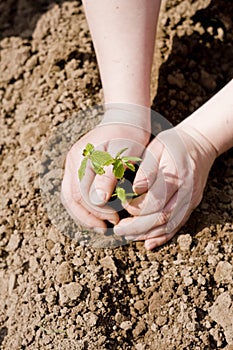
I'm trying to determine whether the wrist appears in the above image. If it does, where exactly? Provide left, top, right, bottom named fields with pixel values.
left=175, top=123, right=217, bottom=165
left=101, top=103, right=151, bottom=134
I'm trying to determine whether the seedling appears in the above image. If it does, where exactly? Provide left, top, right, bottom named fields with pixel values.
left=78, top=143, right=141, bottom=203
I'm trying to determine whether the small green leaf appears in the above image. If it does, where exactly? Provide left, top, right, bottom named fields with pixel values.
left=83, top=143, right=94, bottom=156
left=115, top=148, right=128, bottom=159
left=90, top=150, right=114, bottom=167
left=78, top=157, right=88, bottom=181
left=122, top=156, right=142, bottom=162
left=92, top=162, right=105, bottom=175
left=113, top=159, right=125, bottom=179
left=125, top=162, right=135, bottom=172
left=115, top=187, right=127, bottom=203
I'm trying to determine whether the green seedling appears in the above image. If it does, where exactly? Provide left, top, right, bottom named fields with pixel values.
left=78, top=143, right=141, bottom=203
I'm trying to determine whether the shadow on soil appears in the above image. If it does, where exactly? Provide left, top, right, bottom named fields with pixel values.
left=0, top=0, right=82, bottom=40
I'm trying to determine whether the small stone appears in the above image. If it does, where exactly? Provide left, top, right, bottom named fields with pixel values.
left=183, top=276, right=193, bottom=286
left=120, top=321, right=132, bottom=331
left=73, top=256, right=84, bottom=267
left=65, top=282, right=82, bottom=300
left=100, top=256, right=117, bottom=275
left=134, top=300, right=146, bottom=313
left=135, top=344, right=146, bottom=350
left=66, top=325, right=77, bottom=339
left=83, top=312, right=98, bottom=327
left=45, top=290, right=57, bottom=305
left=151, top=323, right=157, bottom=332
left=200, top=70, right=217, bottom=91
left=25, top=55, right=38, bottom=70
left=133, top=319, right=147, bottom=337
left=55, top=262, right=73, bottom=284
left=45, top=239, right=55, bottom=251
left=115, top=312, right=124, bottom=324
left=156, top=315, right=168, bottom=327
left=214, top=261, right=233, bottom=283
left=59, top=282, right=82, bottom=306
left=197, top=274, right=206, bottom=286
left=167, top=73, right=185, bottom=89
left=216, top=27, right=224, bottom=41
left=177, top=234, right=192, bottom=251
left=6, top=233, right=21, bottom=251
left=8, top=273, right=16, bottom=294
left=209, top=292, right=233, bottom=344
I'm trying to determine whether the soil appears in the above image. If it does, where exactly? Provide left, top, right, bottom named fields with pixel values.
left=0, top=0, right=233, bottom=349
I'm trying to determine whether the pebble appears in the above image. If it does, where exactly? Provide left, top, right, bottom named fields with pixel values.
left=120, top=321, right=132, bottom=331
left=55, top=262, right=73, bottom=284
left=83, top=312, right=98, bottom=327
left=115, top=312, right=124, bottom=324
left=134, top=300, right=146, bottom=313
left=8, top=273, right=16, bottom=295
left=6, top=233, right=21, bottom=251
left=99, top=256, right=117, bottom=275
left=200, top=70, right=217, bottom=91
left=59, top=282, right=83, bottom=306
left=177, top=234, right=192, bottom=251
left=183, top=276, right=193, bottom=286
left=214, top=261, right=233, bottom=283
left=133, top=319, right=147, bottom=337
left=167, top=73, right=185, bottom=89
left=209, top=292, right=233, bottom=344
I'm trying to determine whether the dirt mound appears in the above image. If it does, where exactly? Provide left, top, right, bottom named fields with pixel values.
left=0, top=0, right=232, bottom=349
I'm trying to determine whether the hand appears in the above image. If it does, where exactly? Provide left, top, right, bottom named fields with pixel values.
left=114, top=124, right=217, bottom=250
left=61, top=105, right=151, bottom=233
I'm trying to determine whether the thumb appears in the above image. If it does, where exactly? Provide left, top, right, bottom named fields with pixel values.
left=89, top=165, right=117, bottom=205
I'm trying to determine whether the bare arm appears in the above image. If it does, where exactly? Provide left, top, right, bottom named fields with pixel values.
left=179, top=79, right=233, bottom=156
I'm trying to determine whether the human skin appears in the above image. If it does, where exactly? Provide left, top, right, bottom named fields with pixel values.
left=61, top=0, right=233, bottom=249
left=61, top=0, right=161, bottom=230
left=114, top=79, right=233, bottom=250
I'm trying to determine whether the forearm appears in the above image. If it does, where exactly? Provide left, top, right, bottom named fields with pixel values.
left=179, top=79, right=233, bottom=156
left=82, top=0, right=161, bottom=107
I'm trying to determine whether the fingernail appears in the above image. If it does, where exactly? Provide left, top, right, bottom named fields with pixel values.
left=91, top=189, right=107, bottom=204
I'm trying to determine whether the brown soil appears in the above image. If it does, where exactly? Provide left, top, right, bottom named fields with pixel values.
left=0, top=0, right=233, bottom=349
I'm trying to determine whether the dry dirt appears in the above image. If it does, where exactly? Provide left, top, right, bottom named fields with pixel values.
left=0, top=0, right=233, bottom=349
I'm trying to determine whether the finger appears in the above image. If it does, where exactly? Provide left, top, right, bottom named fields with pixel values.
left=141, top=199, right=194, bottom=251
left=133, top=139, right=163, bottom=194
left=117, top=191, right=179, bottom=239
left=89, top=165, right=117, bottom=204
left=62, top=159, right=119, bottom=224
left=125, top=149, right=178, bottom=216
left=165, top=187, right=193, bottom=233
left=61, top=194, right=107, bottom=233
left=144, top=231, right=176, bottom=250
left=125, top=223, right=167, bottom=241
left=114, top=210, right=169, bottom=237
left=90, top=138, right=145, bottom=205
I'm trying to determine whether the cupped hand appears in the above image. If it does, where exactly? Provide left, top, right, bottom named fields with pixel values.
left=61, top=105, right=151, bottom=233
left=114, top=124, right=217, bottom=250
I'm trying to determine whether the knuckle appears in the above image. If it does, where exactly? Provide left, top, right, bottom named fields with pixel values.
left=158, top=210, right=170, bottom=225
